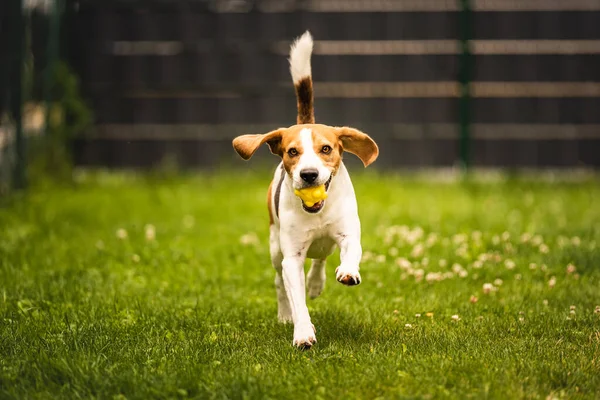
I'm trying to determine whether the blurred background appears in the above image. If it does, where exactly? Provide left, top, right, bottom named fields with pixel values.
left=2, top=0, right=600, bottom=192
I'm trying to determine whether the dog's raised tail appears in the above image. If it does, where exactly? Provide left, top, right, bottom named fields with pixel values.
left=289, top=31, right=314, bottom=124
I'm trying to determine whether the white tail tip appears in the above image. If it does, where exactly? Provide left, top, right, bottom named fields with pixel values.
left=289, top=31, right=313, bottom=84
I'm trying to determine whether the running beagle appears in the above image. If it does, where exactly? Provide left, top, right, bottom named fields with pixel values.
left=232, top=31, right=379, bottom=349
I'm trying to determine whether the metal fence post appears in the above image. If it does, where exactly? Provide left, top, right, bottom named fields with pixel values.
left=458, top=0, right=473, bottom=170
left=12, top=0, right=26, bottom=189
left=44, top=0, right=62, bottom=136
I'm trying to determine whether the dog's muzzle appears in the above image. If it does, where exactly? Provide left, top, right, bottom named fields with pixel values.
left=301, top=174, right=333, bottom=214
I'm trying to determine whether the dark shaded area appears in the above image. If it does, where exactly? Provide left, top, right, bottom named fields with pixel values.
left=59, top=2, right=600, bottom=168
left=73, top=137, right=600, bottom=169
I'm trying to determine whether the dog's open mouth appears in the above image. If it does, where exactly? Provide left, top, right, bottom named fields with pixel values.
left=302, top=200, right=325, bottom=213
left=301, top=175, right=332, bottom=214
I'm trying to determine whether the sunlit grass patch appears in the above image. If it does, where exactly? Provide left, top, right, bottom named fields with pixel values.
left=1, top=170, right=599, bottom=399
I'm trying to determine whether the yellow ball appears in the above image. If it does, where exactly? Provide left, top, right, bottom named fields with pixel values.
left=294, top=185, right=328, bottom=207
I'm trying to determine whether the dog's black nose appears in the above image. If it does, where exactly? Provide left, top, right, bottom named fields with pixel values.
left=300, top=168, right=319, bottom=184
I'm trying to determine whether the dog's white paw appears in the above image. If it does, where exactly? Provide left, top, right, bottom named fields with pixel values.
left=335, top=266, right=361, bottom=286
left=293, top=323, right=317, bottom=350
left=307, top=271, right=326, bottom=299
left=307, top=279, right=325, bottom=299
left=278, top=306, right=293, bottom=324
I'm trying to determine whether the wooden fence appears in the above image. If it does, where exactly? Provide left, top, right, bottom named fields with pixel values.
left=67, top=0, right=600, bottom=168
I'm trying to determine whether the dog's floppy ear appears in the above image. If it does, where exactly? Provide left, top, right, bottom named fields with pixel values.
left=335, top=127, right=379, bottom=167
left=232, top=128, right=286, bottom=160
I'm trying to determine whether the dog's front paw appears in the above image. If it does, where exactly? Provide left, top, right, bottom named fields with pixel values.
left=293, top=323, right=317, bottom=350
left=336, top=266, right=361, bottom=286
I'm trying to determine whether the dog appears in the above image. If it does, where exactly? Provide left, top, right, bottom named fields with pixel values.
left=232, top=31, right=379, bottom=349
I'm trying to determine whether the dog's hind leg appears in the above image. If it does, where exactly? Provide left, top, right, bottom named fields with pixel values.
left=307, top=259, right=326, bottom=299
left=271, top=226, right=292, bottom=323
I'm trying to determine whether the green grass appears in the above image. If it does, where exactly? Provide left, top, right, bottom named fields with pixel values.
left=1, top=169, right=600, bottom=399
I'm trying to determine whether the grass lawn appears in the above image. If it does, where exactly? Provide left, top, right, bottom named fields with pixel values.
left=1, top=169, right=599, bottom=399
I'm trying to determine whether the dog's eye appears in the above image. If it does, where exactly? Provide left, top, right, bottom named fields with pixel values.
left=321, top=145, right=332, bottom=154
left=287, top=148, right=298, bottom=157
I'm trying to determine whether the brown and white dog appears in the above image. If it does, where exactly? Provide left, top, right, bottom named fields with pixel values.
left=232, top=31, right=379, bottom=349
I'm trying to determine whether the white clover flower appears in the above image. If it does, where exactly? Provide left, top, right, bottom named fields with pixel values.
left=453, top=233, right=467, bottom=245
left=415, top=313, right=421, bottom=318
left=116, top=228, right=128, bottom=239
left=239, top=232, right=260, bottom=246
left=362, top=251, right=374, bottom=262
left=520, top=233, right=532, bottom=243
left=425, top=272, right=442, bottom=283
left=439, top=259, right=448, bottom=268
left=504, top=259, right=516, bottom=270
left=443, top=271, right=455, bottom=280
left=539, top=244, right=549, bottom=254
left=483, top=283, right=495, bottom=294
left=557, top=235, right=568, bottom=248
left=501, top=231, right=511, bottom=241
left=529, top=263, right=537, bottom=270
left=426, top=233, right=438, bottom=247
left=375, top=254, right=387, bottom=263
left=571, top=237, right=581, bottom=247
left=451, top=315, right=460, bottom=321
left=570, top=305, right=576, bottom=311
left=531, top=235, right=543, bottom=246
left=543, top=299, right=549, bottom=306
left=389, top=247, right=399, bottom=257
left=405, top=323, right=413, bottom=328
left=395, top=257, right=411, bottom=270
left=494, top=278, right=503, bottom=286
left=548, top=276, right=557, bottom=288
left=472, top=260, right=483, bottom=269
left=144, top=224, right=156, bottom=241
left=455, top=246, right=469, bottom=258
left=411, top=244, right=424, bottom=258
left=413, top=269, right=425, bottom=281
left=566, top=264, right=576, bottom=274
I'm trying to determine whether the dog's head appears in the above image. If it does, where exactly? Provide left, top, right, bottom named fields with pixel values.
left=233, top=124, right=378, bottom=211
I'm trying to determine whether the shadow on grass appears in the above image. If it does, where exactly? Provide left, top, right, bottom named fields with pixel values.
left=310, top=308, right=393, bottom=348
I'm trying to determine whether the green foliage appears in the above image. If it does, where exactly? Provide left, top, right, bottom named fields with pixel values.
left=1, top=171, right=599, bottom=399
left=28, top=61, right=92, bottom=186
